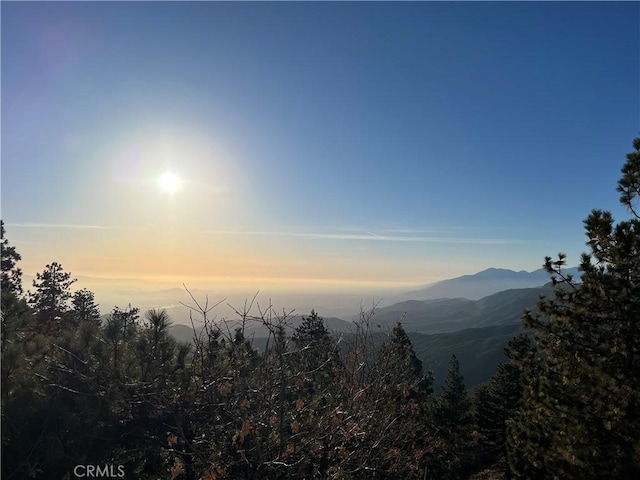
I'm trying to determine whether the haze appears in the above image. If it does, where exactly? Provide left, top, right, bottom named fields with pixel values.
left=2, top=2, right=637, bottom=321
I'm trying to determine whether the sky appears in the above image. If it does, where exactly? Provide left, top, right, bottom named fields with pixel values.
left=1, top=1, right=639, bottom=317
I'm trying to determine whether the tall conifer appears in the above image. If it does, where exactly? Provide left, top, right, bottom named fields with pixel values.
left=509, top=138, right=640, bottom=479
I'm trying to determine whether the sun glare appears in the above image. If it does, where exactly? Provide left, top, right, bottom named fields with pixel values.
left=157, top=172, right=181, bottom=192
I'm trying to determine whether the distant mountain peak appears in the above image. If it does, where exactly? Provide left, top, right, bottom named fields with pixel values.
left=477, top=267, right=517, bottom=275
left=404, top=266, right=579, bottom=301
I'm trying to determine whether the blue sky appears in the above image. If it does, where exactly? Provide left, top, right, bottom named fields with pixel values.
left=2, top=1, right=638, bottom=298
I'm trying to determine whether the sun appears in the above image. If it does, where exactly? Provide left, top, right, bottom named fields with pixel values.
left=157, top=172, right=181, bottom=193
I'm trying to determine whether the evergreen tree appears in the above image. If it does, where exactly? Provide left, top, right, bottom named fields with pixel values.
left=1, top=220, right=23, bottom=297
left=437, top=354, right=471, bottom=430
left=510, top=137, right=640, bottom=479
left=353, top=322, right=433, bottom=477
left=372, top=322, right=433, bottom=398
left=474, top=334, right=536, bottom=479
left=28, top=262, right=77, bottom=333
left=292, top=309, right=339, bottom=395
left=0, top=222, right=31, bottom=365
left=71, top=288, right=101, bottom=324
left=102, top=304, right=140, bottom=378
left=429, top=354, right=475, bottom=479
left=135, top=308, right=178, bottom=383
left=293, top=310, right=334, bottom=366
left=0, top=225, right=39, bottom=480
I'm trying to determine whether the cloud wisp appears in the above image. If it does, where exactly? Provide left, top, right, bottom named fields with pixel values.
left=6, top=222, right=115, bottom=230
left=212, top=228, right=525, bottom=245
left=5, top=223, right=526, bottom=245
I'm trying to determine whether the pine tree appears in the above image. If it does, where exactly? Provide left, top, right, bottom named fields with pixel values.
left=292, top=309, right=336, bottom=374
left=0, top=222, right=31, bottom=368
left=474, top=334, right=536, bottom=479
left=135, top=308, right=177, bottom=383
left=1, top=224, right=39, bottom=480
left=28, top=262, right=77, bottom=333
left=372, top=322, right=433, bottom=399
left=291, top=310, right=339, bottom=434
left=1, top=220, right=23, bottom=297
left=429, top=354, right=475, bottom=479
left=510, top=137, right=640, bottom=479
left=333, top=321, right=432, bottom=478
left=71, top=288, right=101, bottom=324
left=102, top=304, right=140, bottom=378
left=437, top=354, right=470, bottom=429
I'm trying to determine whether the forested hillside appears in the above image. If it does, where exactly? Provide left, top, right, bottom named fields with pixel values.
left=2, top=137, right=639, bottom=479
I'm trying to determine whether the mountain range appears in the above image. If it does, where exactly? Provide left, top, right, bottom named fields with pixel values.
left=373, top=284, right=555, bottom=335
left=401, top=266, right=580, bottom=300
left=169, top=266, right=578, bottom=389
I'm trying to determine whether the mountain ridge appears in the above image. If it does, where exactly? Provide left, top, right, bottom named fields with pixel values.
left=166, top=266, right=579, bottom=390
left=403, top=266, right=580, bottom=301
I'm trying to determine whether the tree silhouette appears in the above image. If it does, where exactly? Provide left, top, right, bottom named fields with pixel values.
left=511, top=137, right=640, bottom=479
left=28, top=262, right=76, bottom=334
left=475, top=334, right=536, bottom=479
left=429, top=354, right=475, bottom=479
left=71, top=288, right=101, bottom=325
left=1, top=220, right=23, bottom=297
